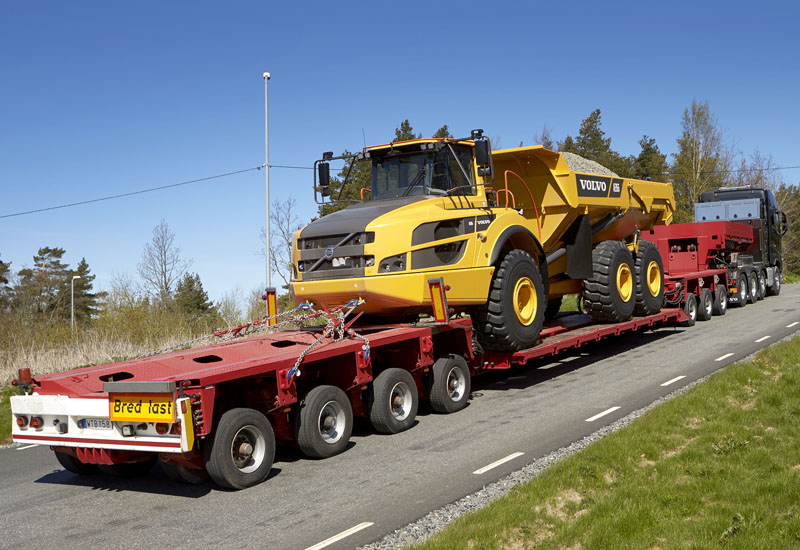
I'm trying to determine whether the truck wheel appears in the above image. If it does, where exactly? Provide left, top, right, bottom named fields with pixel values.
left=295, top=385, right=353, bottom=459
left=697, top=288, right=713, bottom=321
left=582, top=241, right=636, bottom=323
left=161, top=460, right=209, bottom=484
left=429, top=354, right=471, bottom=413
left=204, top=408, right=275, bottom=490
left=632, top=240, right=664, bottom=316
left=734, top=274, right=748, bottom=307
left=54, top=450, right=99, bottom=475
left=369, top=368, right=418, bottom=434
left=757, top=270, right=767, bottom=300
left=98, top=456, right=157, bottom=477
left=680, top=293, right=697, bottom=327
left=473, top=249, right=545, bottom=351
left=712, top=287, right=727, bottom=316
left=767, top=268, right=781, bottom=296
left=544, top=296, right=563, bottom=320
left=747, top=272, right=758, bottom=304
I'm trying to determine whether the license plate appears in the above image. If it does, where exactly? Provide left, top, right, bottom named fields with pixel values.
left=85, top=418, right=112, bottom=430
left=109, top=393, right=175, bottom=423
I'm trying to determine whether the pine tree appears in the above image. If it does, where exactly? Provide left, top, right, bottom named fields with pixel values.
left=0, top=255, right=11, bottom=311
left=433, top=125, right=452, bottom=138
left=558, top=110, right=633, bottom=177
left=13, top=247, right=71, bottom=320
left=71, top=258, right=106, bottom=323
left=633, top=136, right=668, bottom=181
left=316, top=150, right=371, bottom=218
left=174, top=273, right=216, bottom=320
left=394, top=119, right=420, bottom=141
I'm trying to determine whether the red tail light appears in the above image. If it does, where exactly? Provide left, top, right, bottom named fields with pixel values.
left=30, top=416, right=43, bottom=430
left=155, top=423, right=169, bottom=435
left=16, top=416, right=28, bottom=429
left=170, top=422, right=182, bottom=435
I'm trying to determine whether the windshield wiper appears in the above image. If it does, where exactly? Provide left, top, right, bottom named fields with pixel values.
left=401, top=165, right=427, bottom=197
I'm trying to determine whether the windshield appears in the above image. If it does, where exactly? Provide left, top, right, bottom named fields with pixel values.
left=371, top=145, right=473, bottom=200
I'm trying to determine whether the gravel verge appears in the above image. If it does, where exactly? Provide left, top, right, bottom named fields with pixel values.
left=359, top=330, right=799, bottom=550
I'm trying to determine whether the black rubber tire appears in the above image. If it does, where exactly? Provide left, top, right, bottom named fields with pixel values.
left=767, top=268, right=782, bottom=296
left=472, top=249, right=545, bottom=352
left=544, top=296, right=563, bottom=320
left=54, top=450, right=99, bottom=475
left=747, top=272, right=758, bottom=304
left=632, top=240, right=664, bottom=316
left=697, top=288, right=713, bottom=321
left=369, top=368, right=418, bottom=434
left=582, top=241, right=636, bottom=323
left=757, top=270, right=767, bottom=300
left=680, top=293, right=697, bottom=327
left=98, top=455, right=157, bottom=477
left=733, top=274, right=748, bottom=307
left=204, top=408, right=275, bottom=490
left=295, top=385, right=353, bottom=459
left=712, top=287, right=727, bottom=316
left=161, top=460, right=209, bottom=484
left=429, top=354, right=471, bottom=414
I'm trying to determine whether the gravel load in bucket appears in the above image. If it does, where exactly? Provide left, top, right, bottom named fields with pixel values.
left=559, top=151, right=619, bottom=177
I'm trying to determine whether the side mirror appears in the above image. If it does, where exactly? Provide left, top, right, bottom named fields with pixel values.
left=780, top=211, right=788, bottom=235
left=475, top=139, right=491, bottom=166
left=318, top=162, right=331, bottom=197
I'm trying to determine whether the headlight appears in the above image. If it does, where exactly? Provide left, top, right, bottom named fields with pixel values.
left=379, top=254, right=406, bottom=273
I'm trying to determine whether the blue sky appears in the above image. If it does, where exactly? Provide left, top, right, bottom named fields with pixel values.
left=2, top=1, right=798, bottom=304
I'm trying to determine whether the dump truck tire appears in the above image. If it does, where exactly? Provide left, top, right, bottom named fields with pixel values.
left=712, top=287, right=727, bottom=316
left=473, top=249, right=545, bottom=352
left=632, top=240, right=664, bottom=316
left=369, top=368, right=418, bottom=434
left=697, top=288, right=713, bottom=321
left=54, top=450, right=99, bottom=475
left=582, top=241, right=636, bottom=323
left=204, top=408, right=275, bottom=489
left=544, top=296, right=563, bottom=320
left=295, top=385, right=353, bottom=459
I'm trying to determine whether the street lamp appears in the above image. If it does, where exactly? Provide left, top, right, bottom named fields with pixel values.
left=71, top=275, right=81, bottom=333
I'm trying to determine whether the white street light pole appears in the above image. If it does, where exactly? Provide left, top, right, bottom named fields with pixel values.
left=263, top=71, right=271, bottom=316
left=71, top=275, right=81, bottom=333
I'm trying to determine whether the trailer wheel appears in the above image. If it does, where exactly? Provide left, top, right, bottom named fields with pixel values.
left=54, top=450, right=99, bottom=475
left=734, top=274, right=748, bottom=307
left=632, top=240, right=664, bottom=316
left=473, top=249, right=545, bottom=351
left=161, top=460, right=209, bottom=484
left=544, top=296, right=563, bottom=320
left=712, top=287, right=727, bottom=316
left=429, top=354, right=471, bottom=414
left=747, top=272, right=758, bottom=304
left=369, top=368, right=418, bottom=434
left=767, top=268, right=781, bottom=296
left=295, top=385, right=353, bottom=459
left=204, top=408, right=275, bottom=490
left=680, top=293, right=697, bottom=327
left=757, top=270, right=767, bottom=300
left=697, top=288, right=713, bottom=321
left=582, top=241, right=636, bottom=323
left=98, top=456, right=157, bottom=477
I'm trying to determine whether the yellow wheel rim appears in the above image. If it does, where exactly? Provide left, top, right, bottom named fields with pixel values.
left=646, top=261, right=661, bottom=297
left=513, top=277, right=537, bottom=326
left=617, top=263, right=633, bottom=302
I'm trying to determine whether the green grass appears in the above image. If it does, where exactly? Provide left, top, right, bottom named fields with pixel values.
left=559, top=294, right=579, bottom=312
left=784, top=271, right=800, bottom=284
left=1, top=385, right=15, bottom=444
left=415, top=335, right=800, bottom=550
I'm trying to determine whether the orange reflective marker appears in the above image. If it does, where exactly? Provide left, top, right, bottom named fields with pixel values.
left=266, top=287, right=278, bottom=326
left=428, top=278, right=450, bottom=324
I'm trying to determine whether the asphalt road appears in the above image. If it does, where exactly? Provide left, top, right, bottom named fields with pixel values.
left=2, top=284, right=799, bottom=550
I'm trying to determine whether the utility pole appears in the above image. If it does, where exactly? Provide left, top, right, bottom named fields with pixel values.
left=263, top=71, right=271, bottom=316
left=71, top=275, right=81, bottom=333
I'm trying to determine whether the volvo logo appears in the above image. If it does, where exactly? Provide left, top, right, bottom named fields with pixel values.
left=324, top=246, right=335, bottom=259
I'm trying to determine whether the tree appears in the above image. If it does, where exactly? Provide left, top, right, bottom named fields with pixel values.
left=394, top=119, right=420, bottom=141
left=557, top=109, right=633, bottom=176
left=137, top=220, right=191, bottom=305
left=0, top=255, right=11, bottom=311
left=71, top=258, right=106, bottom=323
left=174, top=272, right=216, bottom=320
left=316, top=151, right=371, bottom=218
left=670, top=100, right=727, bottom=222
left=433, top=125, right=452, bottom=138
left=13, top=247, right=71, bottom=320
left=775, top=183, right=800, bottom=274
left=261, top=196, right=302, bottom=293
left=633, top=136, right=669, bottom=181
left=533, top=124, right=554, bottom=150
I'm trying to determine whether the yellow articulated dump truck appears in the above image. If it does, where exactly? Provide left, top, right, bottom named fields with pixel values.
left=291, top=130, right=675, bottom=351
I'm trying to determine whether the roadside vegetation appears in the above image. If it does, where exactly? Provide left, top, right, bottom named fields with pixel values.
left=415, top=335, right=800, bottom=550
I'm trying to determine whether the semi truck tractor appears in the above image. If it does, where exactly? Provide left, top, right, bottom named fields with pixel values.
left=292, top=130, right=675, bottom=351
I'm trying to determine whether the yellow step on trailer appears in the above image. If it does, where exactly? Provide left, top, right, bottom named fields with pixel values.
left=292, top=130, right=675, bottom=351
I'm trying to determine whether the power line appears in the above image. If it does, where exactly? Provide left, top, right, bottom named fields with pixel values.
left=0, top=163, right=313, bottom=220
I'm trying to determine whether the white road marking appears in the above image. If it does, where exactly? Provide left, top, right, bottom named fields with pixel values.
left=715, top=353, right=734, bottom=362
left=585, top=406, right=621, bottom=422
left=561, top=356, right=579, bottom=362
left=304, top=522, right=374, bottom=550
left=660, top=376, right=686, bottom=387
left=787, top=322, right=799, bottom=328
left=539, top=362, right=560, bottom=370
left=473, top=452, right=525, bottom=475
left=16, top=444, right=37, bottom=451
left=755, top=335, right=771, bottom=343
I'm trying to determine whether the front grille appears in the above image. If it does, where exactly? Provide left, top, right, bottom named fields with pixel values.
left=298, top=232, right=374, bottom=250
